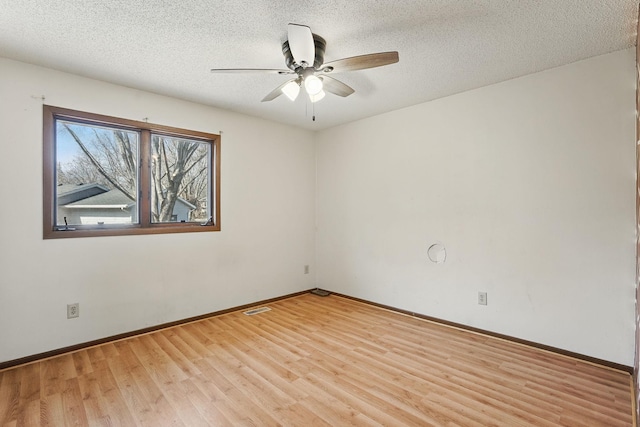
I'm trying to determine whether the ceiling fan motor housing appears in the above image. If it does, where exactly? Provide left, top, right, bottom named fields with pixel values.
left=282, top=34, right=326, bottom=71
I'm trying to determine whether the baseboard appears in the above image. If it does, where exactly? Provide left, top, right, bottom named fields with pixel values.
left=329, top=291, right=634, bottom=375
left=3, top=288, right=633, bottom=376
left=0, top=289, right=312, bottom=372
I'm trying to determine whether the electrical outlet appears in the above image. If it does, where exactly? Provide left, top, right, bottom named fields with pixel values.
left=67, top=303, right=79, bottom=319
left=478, top=292, right=487, bottom=306
left=304, top=265, right=310, bottom=274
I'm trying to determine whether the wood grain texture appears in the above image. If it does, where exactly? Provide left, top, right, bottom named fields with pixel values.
left=634, top=5, right=640, bottom=427
left=0, top=294, right=633, bottom=426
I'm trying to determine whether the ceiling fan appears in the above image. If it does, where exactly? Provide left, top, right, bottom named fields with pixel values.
left=211, top=23, right=399, bottom=103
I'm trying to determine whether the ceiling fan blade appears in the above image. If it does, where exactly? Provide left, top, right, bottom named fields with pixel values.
left=321, top=51, right=399, bottom=73
left=261, top=78, right=298, bottom=102
left=287, top=23, right=315, bottom=67
left=320, top=75, right=355, bottom=97
left=211, top=68, right=293, bottom=74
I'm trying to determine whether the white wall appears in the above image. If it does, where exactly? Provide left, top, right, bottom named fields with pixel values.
left=1, top=49, right=635, bottom=367
left=316, top=49, right=636, bottom=366
left=0, top=58, right=316, bottom=363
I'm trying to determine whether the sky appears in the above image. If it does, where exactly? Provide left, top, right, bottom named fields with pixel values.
left=55, top=120, right=139, bottom=167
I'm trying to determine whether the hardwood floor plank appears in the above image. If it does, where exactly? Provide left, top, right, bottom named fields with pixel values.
left=0, top=369, right=20, bottom=425
left=40, top=354, right=77, bottom=397
left=194, top=358, right=282, bottom=426
left=213, top=346, right=296, bottom=412
left=275, top=401, right=336, bottom=427
left=60, top=378, right=89, bottom=426
left=75, top=371, right=112, bottom=426
left=98, top=343, right=120, bottom=360
left=8, top=363, right=40, bottom=426
left=188, top=368, right=251, bottom=425
left=40, top=393, right=65, bottom=427
left=15, top=398, right=39, bottom=427
left=157, top=379, right=210, bottom=427
left=293, top=377, right=382, bottom=427
left=151, top=332, right=202, bottom=380
left=177, top=378, right=234, bottom=426
left=0, top=294, right=633, bottom=426
left=91, top=359, right=140, bottom=426
left=17, top=363, right=40, bottom=405
left=71, top=351, right=94, bottom=377
left=105, top=347, right=162, bottom=426
left=313, top=344, right=490, bottom=426
left=306, top=370, right=431, bottom=426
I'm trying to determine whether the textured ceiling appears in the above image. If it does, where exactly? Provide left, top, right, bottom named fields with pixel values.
left=0, top=0, right=637, bottom=131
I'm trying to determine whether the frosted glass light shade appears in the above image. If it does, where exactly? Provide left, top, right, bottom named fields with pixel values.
left=281, top=80, right=300, bottom=101
left=304, top=75, right=323, bottom=95
left=309, top=90, right=325, bottom=103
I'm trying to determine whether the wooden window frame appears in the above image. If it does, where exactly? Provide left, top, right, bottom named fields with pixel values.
left=43, top=105, right=221, bottom=239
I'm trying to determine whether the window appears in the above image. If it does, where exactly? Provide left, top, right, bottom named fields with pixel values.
left=43, top=105, right=220, bottom=238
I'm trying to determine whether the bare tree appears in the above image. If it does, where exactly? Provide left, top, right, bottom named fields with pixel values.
left=151, top=136, right=208, bottom=222
left=57, top=155, right=105, bottom=186
left=57, top=122, right=209, bottom=222
left=61, top=123, right=136, bottom=200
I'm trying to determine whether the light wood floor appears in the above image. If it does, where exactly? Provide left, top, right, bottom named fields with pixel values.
left=0, top=294, right=633, bottom=426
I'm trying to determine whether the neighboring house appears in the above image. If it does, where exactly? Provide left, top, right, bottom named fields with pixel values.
left=57, top=183, right=196, bottom=225
left=57, top=183, right=109, bottom=206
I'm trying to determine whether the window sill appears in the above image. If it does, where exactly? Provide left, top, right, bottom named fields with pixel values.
left=43, top=223, right=220, bottom=239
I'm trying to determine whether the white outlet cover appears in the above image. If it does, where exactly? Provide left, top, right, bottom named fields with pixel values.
left=478, top=292, right=487, bottom=305
left=67, top=303, right=79, bottom=318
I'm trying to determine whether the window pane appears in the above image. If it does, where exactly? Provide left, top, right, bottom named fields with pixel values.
left=55, top=120, right=139, bottom=226
left=150, top=134, right=211, bottom=223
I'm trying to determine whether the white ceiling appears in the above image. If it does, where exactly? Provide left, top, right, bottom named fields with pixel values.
left=0, top=0, right=637, bottom=131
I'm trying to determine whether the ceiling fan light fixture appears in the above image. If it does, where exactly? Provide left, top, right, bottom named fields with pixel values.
left=304, top=75, right=323, bottom=95
left=281, top=80, right=300, bottom=101
left=210, top=23, right=399, bottom=112
left=309, top=90, right=325, bottom=103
